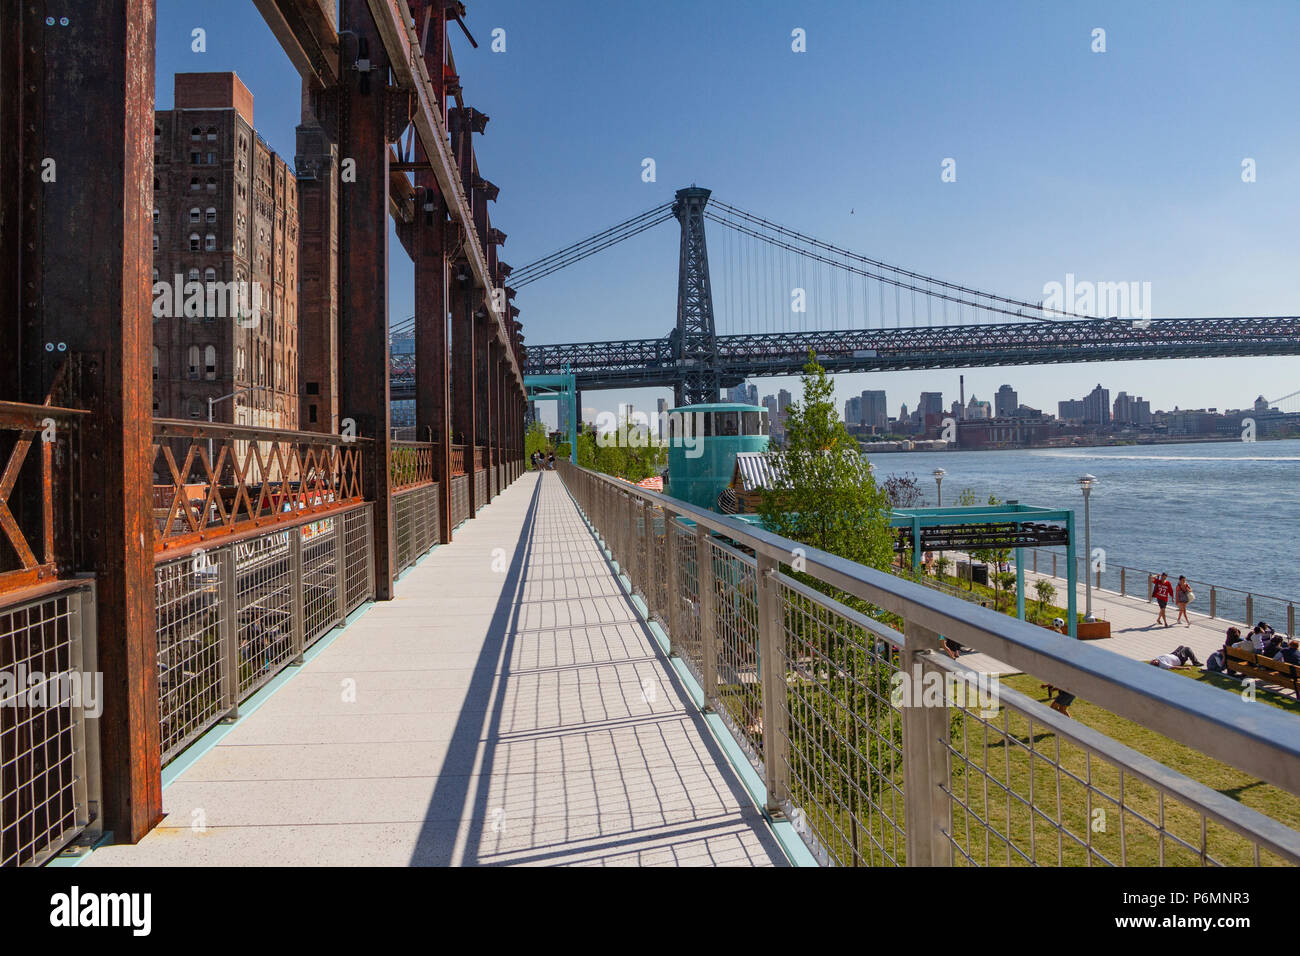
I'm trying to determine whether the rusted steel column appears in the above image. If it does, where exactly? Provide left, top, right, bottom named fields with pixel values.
left=414, top=176, right=453, bottom=543
left=337, top=0, right=394, bottom=598
left=10, top=0, right=164, bottom=842
left=295, top=79, right=341, bottom=434
left=451, top=265, right=479, bottom=515
left=474, top=308, right=492, bottom=498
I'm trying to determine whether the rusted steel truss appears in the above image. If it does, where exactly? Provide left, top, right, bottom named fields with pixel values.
left=151, top=419, right=367, bottom=556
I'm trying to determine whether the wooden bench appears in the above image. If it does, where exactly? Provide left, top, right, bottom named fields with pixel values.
left=1225, top=645, right=1300, bottom=697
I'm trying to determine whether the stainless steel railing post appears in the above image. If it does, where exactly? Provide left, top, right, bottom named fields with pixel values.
left=220, top=545, right=239, bottom=719
left=664, top=510, right=682, bottom=654
left=900, top=620, right=954, bottom=866
left=756, top=552, right=790, bottom=816
left=697, top=524, right=718, bottom=709
left=290, top=526, right=306, bottom=663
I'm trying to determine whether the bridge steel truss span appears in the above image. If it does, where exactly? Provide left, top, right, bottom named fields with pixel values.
left=519, top=316, right=1300, bottom=392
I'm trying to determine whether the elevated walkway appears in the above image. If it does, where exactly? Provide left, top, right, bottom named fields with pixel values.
left=84, top=472, right=785, bottom=866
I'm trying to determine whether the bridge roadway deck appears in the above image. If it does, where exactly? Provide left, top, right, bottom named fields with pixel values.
left=85, top=472, right=786, bottom=867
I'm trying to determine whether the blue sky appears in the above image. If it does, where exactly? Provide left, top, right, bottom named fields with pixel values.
left=157, top=0, right=1300, bottom=427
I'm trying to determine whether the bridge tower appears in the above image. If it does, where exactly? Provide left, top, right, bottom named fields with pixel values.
left=672, top=187, right=721, bottom=406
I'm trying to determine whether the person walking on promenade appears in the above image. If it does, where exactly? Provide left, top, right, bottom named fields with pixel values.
left=1174, top=575, right=1193, bottom=627
left=1152, top=572, right=1174, bottom=627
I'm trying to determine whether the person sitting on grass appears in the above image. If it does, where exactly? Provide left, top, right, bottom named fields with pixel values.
left=1149, top=645, right=1201, bottom=669
left=1206, top=627, right=1242, bottom=673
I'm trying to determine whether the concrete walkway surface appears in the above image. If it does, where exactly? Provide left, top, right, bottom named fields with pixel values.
left=85, top=472, right=786, bottom=867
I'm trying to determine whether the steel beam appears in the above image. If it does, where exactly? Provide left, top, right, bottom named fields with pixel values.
left=252, top=0, right=340, bottom=90
left=415, top=174, right=453, bottom=542
left=365, top=0, right=521, bottom=389
left=451, top=265, right=479, bottom=514
left=15, top=0, right=163, bottom=842
left=338, top=0, right=395, bottom=599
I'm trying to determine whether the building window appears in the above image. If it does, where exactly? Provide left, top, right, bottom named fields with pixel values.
left=205, top=233, right=216, bottom=251
left=190, top=177, right=200, bottom=191
left=205, top=207, right=216, bottom=223
left=153, top=234, right=160, bottom=251
left=190, top=151, right=201, bottom=164
left=206, top=177, right=217, bottom=192
left=189, top=234, right=200, bottom=251
left=154, top=177, right=161, bottom=191
left=152, top=207, right=159, bottom=224
left=189, top=208, right=200, bottom=223
left=191, top=127, right=201, bottom=140
left=188, top=268, right=199, bottom=281
left=206, top=127, right=217, bottom=141
left=206, top=152, right=216, bottom=164
left=204, top=345, right=217, bottom=380
left=188, top=345, right=200, bottom=379
left=152, top=347, right=159, bottom=380
left=152, top=268, right=159, bottom=282
left=188, top=399, right=203, bottom=420
left=155, top=126, right=161, bottom=142
left=205, top=267, right=216, bottom=282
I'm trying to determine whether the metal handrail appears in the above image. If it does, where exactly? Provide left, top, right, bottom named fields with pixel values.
left=555, top=460, right=1300, bottom=817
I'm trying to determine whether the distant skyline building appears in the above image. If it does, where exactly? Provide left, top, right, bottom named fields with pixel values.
left=1083, top=383, right=1111, bottom=425
left=919, top=391, right=944, bottom=418
left=995, top=384, right=1019, bottom=418
left=861, top=389, right=888, bottom=430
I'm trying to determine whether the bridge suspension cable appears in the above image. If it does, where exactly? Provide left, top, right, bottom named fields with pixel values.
left=705, top=198, right=1101, bottom=326
left=509, top=201, right=674, bottom=288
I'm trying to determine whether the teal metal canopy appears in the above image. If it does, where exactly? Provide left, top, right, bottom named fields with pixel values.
left=524, top=372, right=578, bottom=462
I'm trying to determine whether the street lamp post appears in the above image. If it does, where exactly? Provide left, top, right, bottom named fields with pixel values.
left=1078, top=474, right=1099, bottom=622
left=207, top=387, right=256, bottom=462
left=932, top=468, right=946, bottom=575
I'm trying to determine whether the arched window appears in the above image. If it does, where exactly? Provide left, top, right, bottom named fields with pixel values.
left=204, top=267, right=216, bottom=282
left=187, top=398, right=203, bottom=420
left=154, top=126, right=161, bottom=141
left=205, top=207, right=216, bottom=223
left=206, top=126, right=217, bottom=141
left=206, top=177, right=217, bottom=192
left=152, top=267, right=159, bottom=282
left=204, top=345, right=217, bottom=380
left=187, top=268, right=199, bottom=281
left=205, top=233, right=216, bottom=251
left=190, top=177, right=200, bottom=191
left=152, top=347, right=159, bottom=380
left=189, top=208, right=200, bottom=223
left=190, top=127, right=201, bottom=140
left=153, top=234, right=159, bottom=251
left=152, top=208, right=159, bottom=224
left=189, top=233, right=200, bottom=251
left=187, top=345, right=200, bottom=379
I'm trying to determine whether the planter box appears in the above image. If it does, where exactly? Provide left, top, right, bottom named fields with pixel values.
left=1077, top=620, right=1111, bottom=640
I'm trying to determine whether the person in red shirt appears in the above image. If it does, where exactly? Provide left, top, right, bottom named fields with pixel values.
left=1152, top=572, right=1175, bottom=627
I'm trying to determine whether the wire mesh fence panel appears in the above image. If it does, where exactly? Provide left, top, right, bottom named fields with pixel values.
left=451, top=475, right=470, bottom=529
left=301, top=518, right=341, bottom=647
left=938, top=668, right=1296, bottom=867
left=234, top=530, right=296, bottom=698
left=475, top=470, right=488, bottom=511
left=674, top=519, right=703, bottom=685
left=394, top=491, right=415, bottom=573
left=343, top=506, right=374, bottom=613
left=776, top=576, right=907, bottom=867
left=651, top=507, right=668, bottom=625
left=155, top=554, right=227, bottom=764
left=709, top=538, right=764, bottom=773
left=0, top=587, right=93, bottom=867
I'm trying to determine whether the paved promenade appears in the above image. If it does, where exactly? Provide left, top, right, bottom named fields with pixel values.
left=957, top=559, right=1273, bottom=678
left=86, top=472, right=785, bottom=867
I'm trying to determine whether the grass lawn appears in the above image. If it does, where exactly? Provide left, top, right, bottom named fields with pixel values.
left=948, top=672, right=1300, bottom=866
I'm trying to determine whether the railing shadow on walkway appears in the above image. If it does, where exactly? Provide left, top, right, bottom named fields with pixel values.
left=409, top=472, right=786, bottom=866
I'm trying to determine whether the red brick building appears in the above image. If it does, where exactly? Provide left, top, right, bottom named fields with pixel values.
left=152, top=72, right=299, bottom=429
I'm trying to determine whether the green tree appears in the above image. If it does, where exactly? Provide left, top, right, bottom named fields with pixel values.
left=524, top=420, right=550, bottom=466
left=759, top=351, right=895, bottom=573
